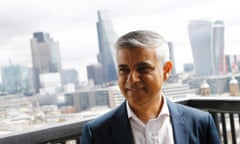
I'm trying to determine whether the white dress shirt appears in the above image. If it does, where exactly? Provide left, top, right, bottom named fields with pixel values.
left=127, top=95, right=174, bottom=144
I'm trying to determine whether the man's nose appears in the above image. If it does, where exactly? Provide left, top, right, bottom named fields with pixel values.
left=127, top=70, right=140, bottom=82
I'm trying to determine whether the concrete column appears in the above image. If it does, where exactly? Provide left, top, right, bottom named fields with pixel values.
left=200, top=80, right=210, bottom=96
left=229, top=77, right=239, bottom=96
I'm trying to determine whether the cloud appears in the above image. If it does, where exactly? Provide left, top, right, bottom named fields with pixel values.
left=0, top=0, right=239, bottom=77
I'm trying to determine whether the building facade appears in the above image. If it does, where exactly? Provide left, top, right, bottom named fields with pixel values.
left=30, top=32, right=62, bottom=92
left=188, top=19, right=224, bottom=76
left=73, top=86, right=124, bottom=111
left=183, top=63, right=194, bottom=73
left=87, top=63, right=104, bottom=85
left=96, top=10, right=118, bottom=84
left=1, top=65, right=34, bottom=94
left=225, top=54, right=239, bottom=74
left=168, top=41, right=176, bottom=75
left=61, top=69, right=80, bottom=88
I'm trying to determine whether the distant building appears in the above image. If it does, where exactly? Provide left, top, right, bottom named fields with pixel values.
left=225, top=55, right=238, bottom=74
left=188, top=19, right=224, bottom=76
left=1, top=65, right=35, bottom=94
left=187, top=74, right=238, bottom=94
left=39, top=73, right=61, bottom=94
left=30, top=32, right=62, bottom=92
left=25, top=66, right=38, bottom=94
left=162, top=83, right=197, bottom=99
left=73, top=86, right=124, bottom=111
left=96, top=10, right=118, bottom=84
left=61, top=69, right=80, bottom=88
left=87, top=63, right=104, bottom=85
left=184, top=63, right=194, bottom=73
left=168, top=41, right=176, bottom=75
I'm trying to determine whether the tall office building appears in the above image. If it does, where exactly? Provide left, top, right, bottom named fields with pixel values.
left=168, top=41, right=176, bottom=75
left=96, top=10, right=118, bottom=84
left=188, top=19, right=224, bottom=76
left=61, top=69, right=80, bottom=88
left=87, top=63, right=104, bottom=85
left=183, top=63, right=194, bottom=73
left=1, top=65, right=33, bottom=94
left=212, top=20, right=225, bottom=75
left=225, top=55, right=238, bottom=74
left=30, top=32, right=62, bottom=92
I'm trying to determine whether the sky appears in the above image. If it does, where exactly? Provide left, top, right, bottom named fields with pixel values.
left=0, top=0, right=240, bottom=82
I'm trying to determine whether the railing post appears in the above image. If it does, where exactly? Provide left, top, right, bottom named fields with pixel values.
left=210, top=112, right=220, bottom=137
left=229, top=113, right=237, bottom=144
left=221, top=113, right=228, bottom=144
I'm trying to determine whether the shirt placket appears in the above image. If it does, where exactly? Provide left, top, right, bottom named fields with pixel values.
left=146, top=119, right=159, bottom=144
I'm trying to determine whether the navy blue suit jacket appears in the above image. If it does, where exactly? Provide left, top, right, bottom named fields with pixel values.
left=81, top=99, right=221, bottom=144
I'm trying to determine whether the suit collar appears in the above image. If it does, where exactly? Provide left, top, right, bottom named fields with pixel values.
left=109, top=99, right=189, bottom=144
left=167, top=99, right=188, bottom=144
left=110, top=101, right=134, bottom=144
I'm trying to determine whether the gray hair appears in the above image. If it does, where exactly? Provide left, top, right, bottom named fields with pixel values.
left=115, top=30, right=170, bottom=65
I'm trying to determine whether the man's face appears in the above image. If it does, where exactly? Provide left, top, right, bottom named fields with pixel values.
left=117, top=47, right=166, bottom=107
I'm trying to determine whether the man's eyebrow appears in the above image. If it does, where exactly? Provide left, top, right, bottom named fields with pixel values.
left=118, top=64, right=128, bottom=68
left=118, top=62, right=152, bottom=68
left=136, top=61, right=152, bottom=66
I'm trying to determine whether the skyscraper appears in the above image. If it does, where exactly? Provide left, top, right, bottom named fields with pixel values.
left=168, top=41, right=176, bottom=75
left=87, top=63, right=104, bottom=85
left=30, top=32, right=62, bottom=92
left=225, top=55, right=238, bottom=74
left=96, top=10, right=118, bottom=84
left=188, top=19, right=224, bottom=76
left=1, top=65, right=35, bottom=94
left=212, top=20, right=225, bottom=75
left=61, top=69, right=80, bottom=88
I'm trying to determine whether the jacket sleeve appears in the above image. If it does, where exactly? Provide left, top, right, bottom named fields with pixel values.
left=207, top=114, right=221, bottom=144
left=80, top=124, right=93, bottom=144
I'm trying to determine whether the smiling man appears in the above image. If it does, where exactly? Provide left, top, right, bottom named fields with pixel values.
left=80, top=30, right=221, bottom=144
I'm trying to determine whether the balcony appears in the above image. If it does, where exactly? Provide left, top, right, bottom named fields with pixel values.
left=0, top=96, right=240, bottom=144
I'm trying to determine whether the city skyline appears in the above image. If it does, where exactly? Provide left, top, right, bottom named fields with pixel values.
left=188, top=20, right=225, bottom=76
left=0, top=0, right=240, bottom=82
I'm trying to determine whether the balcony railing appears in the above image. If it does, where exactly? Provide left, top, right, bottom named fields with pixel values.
left=176, top=96, right=240, bottom=144
left=0, top=96, right=240, bottom=144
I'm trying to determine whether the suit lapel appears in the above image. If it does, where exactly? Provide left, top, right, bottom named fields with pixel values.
left=167, top=99, right=188, bottom=144
left=109, top=100, right=189, bottom=144
left=110, top=102, right=133, bottom=144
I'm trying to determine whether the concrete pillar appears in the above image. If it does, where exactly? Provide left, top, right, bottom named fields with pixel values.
left=229, top=77, right=239, bottom=96
left=200, top=80, right=210, bottom=96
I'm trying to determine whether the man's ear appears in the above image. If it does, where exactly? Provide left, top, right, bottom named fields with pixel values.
left=163, top=61, right=173, bottom=81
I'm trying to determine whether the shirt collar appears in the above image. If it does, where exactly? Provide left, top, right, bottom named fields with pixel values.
left=126, top=95, right=170, bottom=119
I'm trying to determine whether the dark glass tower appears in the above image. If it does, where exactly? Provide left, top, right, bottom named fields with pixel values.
left=96, top=10, right=118, bottom=84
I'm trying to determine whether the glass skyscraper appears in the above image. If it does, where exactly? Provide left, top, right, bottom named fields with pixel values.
left=30, top=32, right=62, bottom=92
left=31, top=32, right=62, bottom=74
left=96, top=10, right=118, bottom=84
left=1, top=65, right=29, bottom=94
left=168, top=41, right=176, bottom=75
left=188, top=19, right=224, bottom=76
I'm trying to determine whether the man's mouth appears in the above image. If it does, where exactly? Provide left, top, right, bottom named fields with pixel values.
left=125, top=83, right=145, bottom=92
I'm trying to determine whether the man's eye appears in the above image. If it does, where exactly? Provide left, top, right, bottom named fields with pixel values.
left=118, top=68, right=130, bottom=74
left=137, top=66, right=152, bottom=73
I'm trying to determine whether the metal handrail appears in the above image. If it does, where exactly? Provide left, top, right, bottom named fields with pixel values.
left=0, top=96, right=239, bottom=144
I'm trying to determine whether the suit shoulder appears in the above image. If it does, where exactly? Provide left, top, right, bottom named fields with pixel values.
left=86, top=103, right=126, bottom=128
left=169, top=100, right=211, bottom=120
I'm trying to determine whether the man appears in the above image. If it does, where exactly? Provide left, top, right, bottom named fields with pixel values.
left=81, top=30, right=221, bottom=144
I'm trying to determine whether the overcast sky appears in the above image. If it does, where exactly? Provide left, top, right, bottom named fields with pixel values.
left=0, top=0, right=240, bottom=81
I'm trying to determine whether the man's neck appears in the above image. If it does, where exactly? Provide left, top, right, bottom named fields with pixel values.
left=130, top=95, right=164, bottom=124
